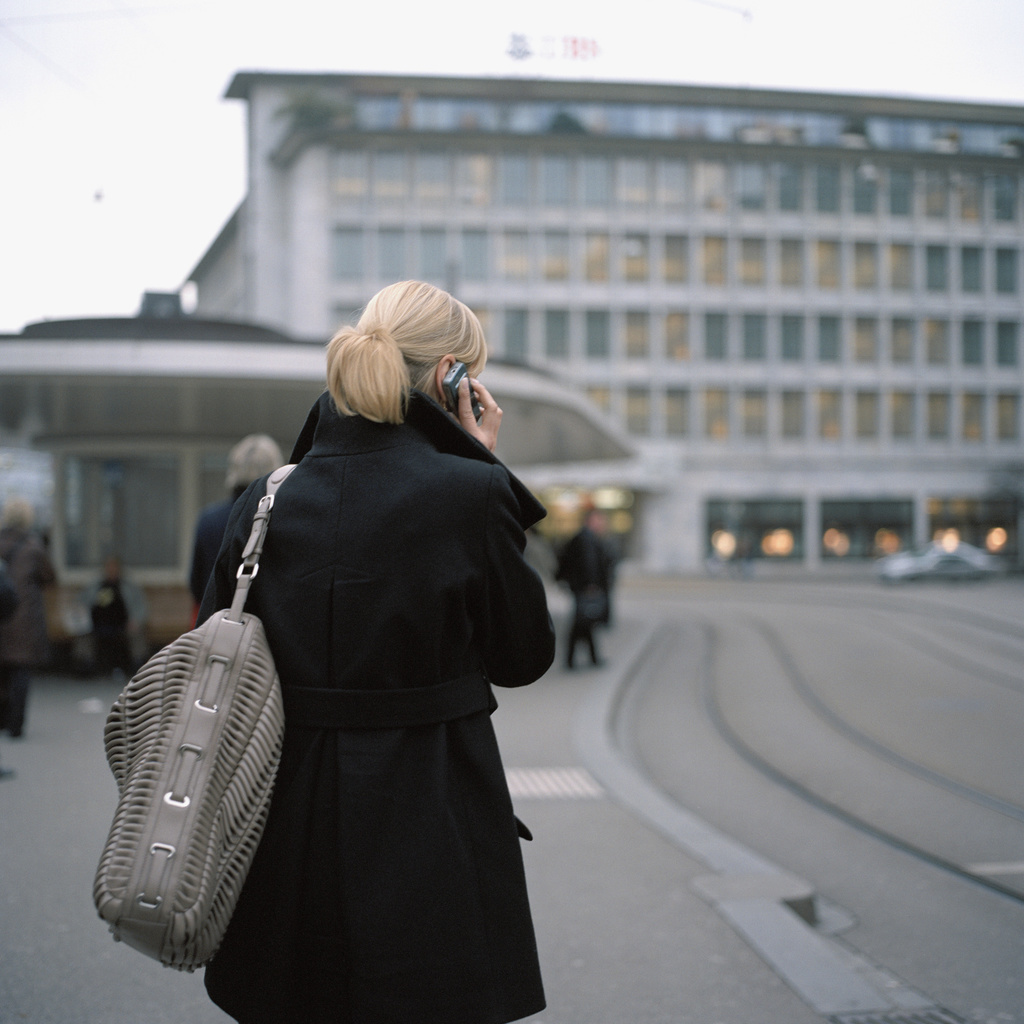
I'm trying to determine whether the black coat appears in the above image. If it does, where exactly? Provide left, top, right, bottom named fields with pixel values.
left=199, top=391, right=556, bottom=1024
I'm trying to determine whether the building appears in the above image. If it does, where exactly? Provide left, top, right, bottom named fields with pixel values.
left=189, top=72, right=1024, bottom=572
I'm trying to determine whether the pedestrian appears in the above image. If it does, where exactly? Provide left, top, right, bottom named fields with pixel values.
left=0, top=552, right=18, bottom=778
left=556, top=507, right=615, bottom=669
left=0, top=498, right=56, bottom=738
left=198, top=280, right=555, bottom=1024
left=189, top=433, right=283, bottom=611
left=80, top=555, right=148, bottom=678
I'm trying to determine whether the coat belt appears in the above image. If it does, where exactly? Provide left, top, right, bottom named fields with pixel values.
left=283, top=671, right=495, bottom=730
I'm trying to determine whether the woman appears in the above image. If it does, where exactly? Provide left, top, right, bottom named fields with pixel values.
left=199, top=281, right=556, bottom=1024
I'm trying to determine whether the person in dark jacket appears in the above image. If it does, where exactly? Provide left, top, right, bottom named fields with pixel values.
left=199, top=281, right=556, bottom=1024
left=0, top=498, right=56, bottom=738
left=556, top=507, right=614, bottom=669
left=189, top=433, right=283, bottom=608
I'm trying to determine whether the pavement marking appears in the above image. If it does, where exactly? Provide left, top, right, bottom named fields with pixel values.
left=967, top=860, right=1024, bottom=876
left=505, top=766, right=604, bottom=799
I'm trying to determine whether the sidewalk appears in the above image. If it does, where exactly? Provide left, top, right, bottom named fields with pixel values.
left=1, top=597, right=825, bottom=1024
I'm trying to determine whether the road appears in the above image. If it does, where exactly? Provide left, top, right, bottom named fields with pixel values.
left=0, top=573, right=1021, bottom=1023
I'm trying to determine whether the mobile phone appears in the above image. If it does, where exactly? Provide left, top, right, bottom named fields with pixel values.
left=441, top=362, right=482, bottom=422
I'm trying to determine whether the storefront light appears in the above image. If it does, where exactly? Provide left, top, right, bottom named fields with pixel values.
left=712, top=529, right=737, bottom=558
left=935, top=528, right=960, bottom=552
left=822, top=527, right=850, bottom=556
left=761, top=528, right=794, bottom=557
left=985, top=526, right=1008, bottom=553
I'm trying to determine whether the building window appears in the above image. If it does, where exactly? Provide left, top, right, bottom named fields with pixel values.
left=993, top=175, right=1017, bottom=222
left=378, top=228, right=406, bottom=279
left=461, top=229, right=488, bottom=281
left=779, top=239, right=804, bottom=287
left=626, top=388, right=651, bottom=434
left=854, top=318, right=878, bottom=362
left=891, top=391, right=915, bottom=438
left=418, top=228, right=447, bottom=282
left=736, top=163, right=767, bottom=210
left=584, top=232, right=609, bottom=281
left=696, top=161, right=728, bottom=211
left=499, top=231, right=529, bottom=280
left=456, top=154, right=493, bottom=206
left=742, top=390, right=767, bottom=437
left=622, top=235, right=650, bottom=282
left=889, top=243, right=913, bottom=290
left=817, top=390, right=842, bottom=439
left=542, top=232, right=570, bottom=280
left=889, top=169, right=913, bottom=216
left=818, top=316, right=841, bottom=362
left=499, top=154, right=529, bottom=205
left=961, top=246, right=982, bottom=292
left=586, top=386, right=610, bottom=413
left=415, top=152, right=449, bottom=203
left=618, top=158, right=650, bottom=205
left=541, top=155, right=571, bottom=205
left=739, top=238, right=766, bottom=286
left=855, top=391, right=879, bottom=438
left=816, top=240, right=841, bottom=288
left=333, top=151, right=368, bottom=198
left=995, top=249, right=1018, bottom=294
left=815, top=165, right=841, bottom=213
left=962, top=393, right=984, bottom=441
left=332, top=228, right=363, bottom=279
left=781, top=315, right=804, bottom=360
left=996, top=322, right=1019, bottom=367
left=625, top=311, right=649, bottom=358
left=581, top=157, right=612, bottom=206
left=927, top=392, right=950, bottom=439
left=742, top=314, right=766, bottom=360
left=924, top=171, right=947, bottom=218
left=504, top=309, right=528, bottom=362
left=853, top=168, right=877, bottom=214
left=781, top=391, right=804, bottom=437
left=961, top=320, right=984, bottom=366
left=657, top=160, right=687, bottom=208
left=703, top=236, right=727, bottom=286
left=925, top=246, right=949, bottom=291
left=544, top=309, right=569, bottom=359
left=665, top=312, right=689, bottom=360
left=373, top=151, right=408, bottom=200
left=664, top=389, right=689, bottom=436
left=64, top=454, right=179, bottom=569
left=821, top=500, right=913, bottom=560
left=957, top=174, right=982, bottom=221
left=854, top=243, right=878, bottom=289
left=585, top=310, right=610, bottom=357
left=705, top=389, right=729, bottom=439
left=707, top=499, right=804, bottom=561
left=891, top=318, right=914, bottom=363
left=663, top=236, right=688, bottom=282
left=777, top=163, right=803, bottom=211
left=996, top=393, right=1020, bottom=440
left=925, top=319, right=949, bottom=364
left=705, top=313, right=727, bottom=360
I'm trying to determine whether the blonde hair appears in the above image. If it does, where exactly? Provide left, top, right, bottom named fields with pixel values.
left=326, top=281, right=487, bottom=424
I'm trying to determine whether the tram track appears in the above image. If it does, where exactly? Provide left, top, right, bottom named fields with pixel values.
left=693, top=607, right=1024, bottom=905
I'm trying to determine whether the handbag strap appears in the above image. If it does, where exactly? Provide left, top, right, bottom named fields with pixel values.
left=226, top=464, right=297, bottom=622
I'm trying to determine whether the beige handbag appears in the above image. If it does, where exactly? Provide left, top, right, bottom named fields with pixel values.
left=93, top=464, right=295, bottom=971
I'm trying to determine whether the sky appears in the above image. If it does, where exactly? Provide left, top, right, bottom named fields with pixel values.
left=0, top=0, right=1022, bottom=334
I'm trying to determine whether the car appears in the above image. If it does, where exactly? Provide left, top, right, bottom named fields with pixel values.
left=876, top=541, right=1001, bottom=583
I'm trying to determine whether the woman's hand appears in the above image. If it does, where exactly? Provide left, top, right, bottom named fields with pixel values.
left=458, top=376, right=501, bottom=452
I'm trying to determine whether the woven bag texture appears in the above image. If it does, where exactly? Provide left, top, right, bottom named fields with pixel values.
left=93, top=610, right=285, bottom=970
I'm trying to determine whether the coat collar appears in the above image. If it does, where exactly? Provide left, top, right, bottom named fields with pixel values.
left=289, top=391, right=547, bottom=528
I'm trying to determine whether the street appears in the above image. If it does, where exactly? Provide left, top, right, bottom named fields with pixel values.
left=1, top=574, right=1022, bottom=1023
